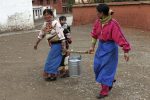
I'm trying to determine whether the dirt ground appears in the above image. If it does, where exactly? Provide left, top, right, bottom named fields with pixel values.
left=0, top=20, right=150, bottom=100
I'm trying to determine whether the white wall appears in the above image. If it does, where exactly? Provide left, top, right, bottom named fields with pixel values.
left=0, top=0, right=34, bottom=33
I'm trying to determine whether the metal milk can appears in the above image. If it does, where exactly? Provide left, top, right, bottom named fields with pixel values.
left=68, top=54, right=81, bottom=77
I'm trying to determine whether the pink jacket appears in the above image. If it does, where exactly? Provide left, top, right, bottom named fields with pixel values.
left=91, top=19, right=131, bottom=53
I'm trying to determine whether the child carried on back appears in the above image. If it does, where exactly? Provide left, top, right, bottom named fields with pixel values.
left=59, top=16, right=72, bottom=78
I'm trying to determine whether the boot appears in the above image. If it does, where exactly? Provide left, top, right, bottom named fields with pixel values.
left=96, top=84, right=109, bottom=99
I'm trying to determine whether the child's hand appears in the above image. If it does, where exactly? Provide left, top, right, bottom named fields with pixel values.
left=124, top=52, right=129, bottom=62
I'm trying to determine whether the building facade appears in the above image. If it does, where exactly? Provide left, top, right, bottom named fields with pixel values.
left=32, top=0, right=64, bottom=20
left=0, top=0, right=34, bottom=33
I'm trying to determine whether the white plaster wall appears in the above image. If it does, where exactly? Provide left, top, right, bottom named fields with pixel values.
left=0, top=0, right=34, bottom=33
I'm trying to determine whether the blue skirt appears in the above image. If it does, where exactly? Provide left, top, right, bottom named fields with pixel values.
left=94, top=40, right=118, bottom=86
left=44, top=43, right=62, bottom=74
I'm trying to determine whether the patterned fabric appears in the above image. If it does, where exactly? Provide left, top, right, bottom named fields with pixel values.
left=38, top=20, right=65, bottom=40
left=62, top=23, right=72, bottom=45
left=100, top=15, right=112, bottom=24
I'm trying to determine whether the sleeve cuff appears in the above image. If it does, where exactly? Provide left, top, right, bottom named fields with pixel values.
left=92, top=37, right=97, bottom=45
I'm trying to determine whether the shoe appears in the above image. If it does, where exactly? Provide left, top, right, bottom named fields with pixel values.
left=45, top=77, right=57, bottom=81
left=59, top=69, right=70, bottom=78
left=96, top=94, right=108, bottom=99
left=44, top=74, right=57, bottom=81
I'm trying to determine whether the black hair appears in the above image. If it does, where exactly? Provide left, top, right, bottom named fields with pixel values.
left=59, top=16, right=67, bottom=21
left=96, top=4, right=109, bottom=16
left=43, top=9, right=53, bottom=16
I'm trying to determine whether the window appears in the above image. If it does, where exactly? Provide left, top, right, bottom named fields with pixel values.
left=53, top=0, right=57, bottom=4
left=38, top=10, right=39, bottom=15
left=40, top=9, right=42, bottom=15
left=35, top=10, right=37, bottom=16
left=40, top=0, right=43, bottom=5
left=47, top=0, right=50, bottom=4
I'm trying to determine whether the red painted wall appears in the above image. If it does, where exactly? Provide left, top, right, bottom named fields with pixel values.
left=72, top=2, right=150, bottom=30
left=32, top=0, right=63, bottom=14
left=50, top=0, right=63, bottom=14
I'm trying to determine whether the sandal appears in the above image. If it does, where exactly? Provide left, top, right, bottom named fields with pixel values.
left=44, top=74, right=57, bottom=81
